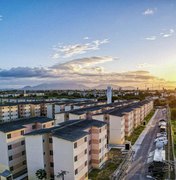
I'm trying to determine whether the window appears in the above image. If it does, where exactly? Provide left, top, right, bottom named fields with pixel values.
left=74, top=156, right=77, bottom=162
left=50, top=150, right=53, bottom=155
left=21, top=130, right=24, bottom=135
left=99, top=158, right=102, bottom=163
left=74, top=142, right=77, bottom=149
left=99, top=149, right=101, bottom=153
left=85, top=161, right=87, bottom=166
left=21, top=140, right=25, bottom=145
left=84, top=137, right=87, bottom=142
left=7, top=134, right=11, bottom=139
left=9, top=156, right=13, bottom=161
left=32, top=125, right=36, bottom=129
left=49, top=138, right=53, bottom=143
left=22, top=151, right=25, bottom=155
left=51, top=122, right=54, bottom=126
left=75, top=169, right=78, bottom=175
left=10, top=166, right=13, bottom=171
left=7, top=176, right=12, bottom=180
left=43, top=152, right=45, bottom=155
left=99, top=128, right=101, bottom=133
left=50, top=162, right=54, bottom=167
left=43, top=139, right=45, bottom=143
left=99, top=139, right=101, bottom=143
left=89, top=160, right=92, bottom=165
left=84, top=149, right=87, bottom=154
left=43, top=124, right=46, bottom=128
left=50, top=174, right=54, bottom=179
left=89, top=140, right=91, bottom=145
left=23, top=160, right=26, bottom=165
left=8, top=145, right=12, bottom=150
left=89, top=150, right=91, bottom=155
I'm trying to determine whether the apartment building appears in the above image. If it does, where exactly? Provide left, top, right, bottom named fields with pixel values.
left=46, top=101, right=103, bottom=119
left=92, top=100, right=154, bottom=144
left=25, top=119, right=108, bottom=180
left=54, top=101, right=133, bottom=125
left=0, top=104, right=18, bottom=123
left=30, top=103, right=41, bottom=117
left=18, top=103, right=31, bottom=118
left=0, top=117, right=54, bottom=180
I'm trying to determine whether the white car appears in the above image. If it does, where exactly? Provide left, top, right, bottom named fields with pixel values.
left=154, top=137, right=168, bottom=145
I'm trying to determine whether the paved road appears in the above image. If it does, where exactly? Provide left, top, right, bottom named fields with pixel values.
left=124, top=109, right=166, bottom=180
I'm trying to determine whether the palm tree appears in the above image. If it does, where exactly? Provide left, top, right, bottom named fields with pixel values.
left=56, top=170, right=69, bottom=180
left=35, top=169, right=47, bottom=180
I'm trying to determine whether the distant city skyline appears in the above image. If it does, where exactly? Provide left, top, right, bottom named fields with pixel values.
left=0, top=0, right=176, bottom=89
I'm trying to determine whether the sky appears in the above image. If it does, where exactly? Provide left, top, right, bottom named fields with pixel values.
left=0, top=0, right=176, bottom=89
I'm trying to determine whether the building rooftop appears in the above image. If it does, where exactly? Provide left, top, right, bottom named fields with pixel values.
left=0, top=117, right=54, bottom=133
left=26, top=119, right=107, bottom=142
left=93, top=100, right=153, bottom=117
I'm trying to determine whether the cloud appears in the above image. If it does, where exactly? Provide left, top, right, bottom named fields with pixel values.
left=143, top=8, right=156, bottom=16
left=52, top=39, right=109, bottom=58
left=83, top=37, right=89, bottom=40
left=0, top=56, right=175, bottom=89
left=0, top=67, right=52, bottom=78
left=162, top=29, right=175, bottom=38
left=137, top=63, right=154, bottom=69
left=0, top=15, right=3, bottom=21
left=145, top=36, right=156, bottom=41
left=145, top=28, right=175, bottom=41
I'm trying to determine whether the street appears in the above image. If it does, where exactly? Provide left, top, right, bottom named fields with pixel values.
left=124, top=109, right=166, bottom=180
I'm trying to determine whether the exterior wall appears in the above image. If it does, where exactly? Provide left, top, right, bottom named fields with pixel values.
left=90, top=126, right=108, bottom=169
left=73, top=137, right=89, bottom=180
left=0, top=105, right=18, bottom=122
left=124, top=111, right=134, bottom=137
left=55, top=113, right=65, bottom=125
left=47, top=104, right=54, bottom=119
left=6, top=129, right=27, bottom=179
left=69, top=113, right=82, bottom=120
left=65, top=105, right=71, bottom=112
left=133, top=108, right=141, bottom=128
left=55, top=105, right=61, bottom=113
left=109, top=115, right=125, bottom=144
left=0, top=132, right=9, bottom=172
left=92, top=115, right=104, bottom=122
left=18, top=104, right=31, bottom=118
left=25, top=135, right=45, bottom=180
left=53, top=137, right=75, bottom=180
left=30, top=104, right=41, bottom=117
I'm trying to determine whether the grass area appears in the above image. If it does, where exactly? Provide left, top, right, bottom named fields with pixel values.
left=170, top=108, right=176, bottom=156
left=126, top=110, right=155, bottom=145
left=88, top=149, right=123, bottom=180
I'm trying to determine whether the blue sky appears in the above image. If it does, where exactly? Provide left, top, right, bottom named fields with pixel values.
left=0, top=0, right=176, bottom=89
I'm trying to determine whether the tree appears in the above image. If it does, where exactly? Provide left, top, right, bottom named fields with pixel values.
left=36, top=169, right=47, bottom=180
left=56, top=170, right=68, bottom=180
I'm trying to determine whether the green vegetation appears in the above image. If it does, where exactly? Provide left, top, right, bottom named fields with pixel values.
left=126, top=110, right=155, bottom=145
left=170, top=108, right=176, bottom=156
left=88, top=149, right=123, bottom=180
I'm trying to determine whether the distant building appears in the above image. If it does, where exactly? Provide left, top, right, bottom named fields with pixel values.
left=107, top=86, right=112, bottom=104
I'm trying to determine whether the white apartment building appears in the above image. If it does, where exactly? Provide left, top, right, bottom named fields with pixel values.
left=25, top=119, right=108, bottom=180
left=0, top=117, right=54, bottom=180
